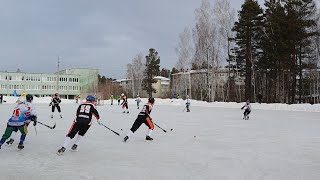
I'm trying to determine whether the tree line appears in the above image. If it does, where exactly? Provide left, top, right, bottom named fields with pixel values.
left=174, top=0, right=320, bottom=103
left=99, top=0, right=320, bottom=104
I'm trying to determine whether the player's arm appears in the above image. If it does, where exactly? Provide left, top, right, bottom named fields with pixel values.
left=91, top=106, right=100, bottom=120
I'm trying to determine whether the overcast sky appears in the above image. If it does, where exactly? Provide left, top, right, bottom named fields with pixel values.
left=0, top=0, right=271, bottom=78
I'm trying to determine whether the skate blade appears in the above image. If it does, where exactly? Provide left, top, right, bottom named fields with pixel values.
left=17, top=147, right=24, bottom=151
left=5, top=143, right=13, bottom=147
left=56, top=151, right=64, bottom=156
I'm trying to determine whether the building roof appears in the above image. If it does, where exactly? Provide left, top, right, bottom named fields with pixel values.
left=114, top=79, right=131, bottom=83
left=171, top=68, right=230, bottom=76
left=154, top=76, right=170, bottom=81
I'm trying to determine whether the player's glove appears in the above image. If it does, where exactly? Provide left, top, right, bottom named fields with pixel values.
left=31, top=116, right=37, bottom=126
left=97, top=120, right=102, bottom=126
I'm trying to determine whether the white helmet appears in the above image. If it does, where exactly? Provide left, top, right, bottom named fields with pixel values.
left=121, top=93, right=124, bottom=96
left=16, top=96, right=26, bottom=104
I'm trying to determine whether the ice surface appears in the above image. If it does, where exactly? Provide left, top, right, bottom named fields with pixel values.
left=0, top=97, right=319, bottom=180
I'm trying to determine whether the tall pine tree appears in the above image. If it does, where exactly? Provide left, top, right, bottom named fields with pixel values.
left=258, top=0, right=287, bottom=103
left=233, top=0, right=263, bottom=101
left=283, top=0, right=318, bottom=103
left=142, top=48, right=160, bottom=97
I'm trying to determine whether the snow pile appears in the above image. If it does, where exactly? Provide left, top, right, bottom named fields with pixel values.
left=3, top=96, right=78, bottom=104
left=3, top=96, right=320, bottom=112
left=126, top=98, right=320, bottom=112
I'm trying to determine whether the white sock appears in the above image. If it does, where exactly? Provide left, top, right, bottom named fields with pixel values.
left=147, top=129, right=153, bottom=137
left=62, top=137, right=71, bottom=148
left=10, top=131, right=17, bottom=140
left=126, top=130, right=134, bottom=138
left=74, top=135, right=83, bottom=145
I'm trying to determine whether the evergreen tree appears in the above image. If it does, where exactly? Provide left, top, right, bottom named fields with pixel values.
left=160, top=68, right=170, bottom=78
left=233, top=0, right=263, bottom=101
left=258, top=0, right=288, bottom=103
left=255, top=0, right=318, bottom=103
left=171, top=67, right=180, bottom=74
left=142, top=48, right=161, bottom=97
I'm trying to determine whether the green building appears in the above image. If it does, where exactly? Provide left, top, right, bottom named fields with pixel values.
left=0, top=68, right=99, bottom=99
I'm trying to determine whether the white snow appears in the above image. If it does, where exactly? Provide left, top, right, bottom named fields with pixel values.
left=0, top=97, right=320, bottom=180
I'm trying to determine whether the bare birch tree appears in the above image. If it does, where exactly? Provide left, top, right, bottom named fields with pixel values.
left=132, top=53, right=145, bottom=96
left=175, top=27, right=193, bottom=97
left=213, top=0, right=236, bottom=101
left=193, top=0, right=217, bottom=102
left=126, top=53, right=145, bottom=98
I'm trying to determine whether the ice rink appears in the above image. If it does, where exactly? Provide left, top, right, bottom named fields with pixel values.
left=0, top=99, right=320, bottom=180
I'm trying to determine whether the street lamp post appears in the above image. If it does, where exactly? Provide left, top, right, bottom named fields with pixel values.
left=56, top=56, right=60, bottom=93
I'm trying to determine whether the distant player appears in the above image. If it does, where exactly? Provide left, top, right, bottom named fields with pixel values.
left=121, top=93, right=129, bottom=113
left=185, top=95, right=191, bottom=112
left=135, top=95, right=141, bottom=109
left=123, top=97, right=155, bottom=142
left=117, top=95, right=121, bottom=105
left=0, top=96, right=35, bottom=150
left=241, top=100, right=251, bottom=120
left=57, top=95, right=101, bottom=155
left=6, top=94, right=37, bottom=145
left=50, top=92, right=62, bottom=118
left=110, top=95, right=114, bottom=105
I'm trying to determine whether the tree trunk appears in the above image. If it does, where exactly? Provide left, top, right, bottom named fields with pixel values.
left=245, top=41, right=252, bottom=101
left=299, top=45, right=302, bottom=103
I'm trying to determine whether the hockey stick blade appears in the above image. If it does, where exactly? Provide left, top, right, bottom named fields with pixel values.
left=101, top=123, right=120, bottom=136
left=37, top=121, right=56, bottom=129
left=154, top=123, right=167, bottom=133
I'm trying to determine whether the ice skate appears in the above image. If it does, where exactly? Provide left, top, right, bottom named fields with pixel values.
left=71, top=144, right=78, bottom=151
left=123, top=136, right=129, bottom=142
left=57, top=147, right=66, bottom=155
left=17, top=143, right=24, bottom=150
left=6, top=138, right=14, bottom=146
left=146, top=136, right=153, bottom=141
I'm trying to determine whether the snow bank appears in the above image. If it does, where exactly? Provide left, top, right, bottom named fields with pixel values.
left=3, top=96, right=320, bottom=112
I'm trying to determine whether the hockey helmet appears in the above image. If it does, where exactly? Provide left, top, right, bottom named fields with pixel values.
left=26, top=94, right=33, bottom=102
left=148, top=97, right=155, bottom=104
left=86, top=95, right=95, bottom=102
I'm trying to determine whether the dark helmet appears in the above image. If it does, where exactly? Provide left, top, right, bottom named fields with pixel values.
left=86, top=95, right=95, bottom=102
left=148, top=97, right=155, bottom=104
left=26, top=94, right=33, bottom=102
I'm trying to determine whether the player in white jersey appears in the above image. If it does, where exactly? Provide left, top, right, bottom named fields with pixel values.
left=0, top=96, right=31, bottom=149
left=6, top=94, right=37, bottom=145
left=241, top=100, right=251, bottom=120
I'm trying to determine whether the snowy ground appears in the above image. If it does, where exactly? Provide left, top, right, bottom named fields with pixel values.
left=0, top=98, right=320, bottom=180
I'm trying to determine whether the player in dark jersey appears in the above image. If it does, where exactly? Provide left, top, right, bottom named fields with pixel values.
left=57, top=95, right=101, bottom=155
left=121, top=93, right=129, bottom=113
left=50, top=92, right=62, bottom=118
left=123, top=97, right=155, bottom=142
